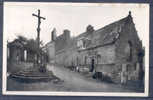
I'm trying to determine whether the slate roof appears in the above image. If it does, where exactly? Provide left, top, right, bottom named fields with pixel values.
left=78, top=14, right=132, bottom=51
left=54, top=14, right=132, bottom=52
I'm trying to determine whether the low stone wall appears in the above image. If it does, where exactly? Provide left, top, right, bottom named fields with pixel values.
left=7, top=61, right=33, bottom=73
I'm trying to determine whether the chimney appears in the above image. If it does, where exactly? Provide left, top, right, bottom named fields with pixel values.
left=63, top=29, right=70, bottom=40
left=51, top=28, right=57, bottom=41
left=86, top=25, right=94, bottom=33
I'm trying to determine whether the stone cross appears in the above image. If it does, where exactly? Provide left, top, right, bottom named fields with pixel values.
left=32, top=9, right=46, bottom=64
left=32, top=9, right=46, bottom=49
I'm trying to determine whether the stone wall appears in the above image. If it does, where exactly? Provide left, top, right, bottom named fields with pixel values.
left=55, top=47, right=78, bottom=67
left=115, top=15, right=142, bottom=64
left=46, top=42, right=55, bottom=63
left=9, top=46, right=24, bottom=62
left=114, top=15, right=143, bottom=83
left=96, top=44, right=116, bottom=64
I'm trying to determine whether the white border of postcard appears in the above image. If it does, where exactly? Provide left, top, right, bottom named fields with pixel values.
left=2, top=2, right=150, bottom=97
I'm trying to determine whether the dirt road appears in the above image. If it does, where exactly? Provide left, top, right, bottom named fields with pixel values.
left=46, top=64, right=138, bottom=92
left=7, top=64, right=142, bottom=92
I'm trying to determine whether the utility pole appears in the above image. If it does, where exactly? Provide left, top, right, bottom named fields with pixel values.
left=32, top=9, right=46, bottom=64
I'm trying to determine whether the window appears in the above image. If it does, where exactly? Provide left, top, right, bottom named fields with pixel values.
left=77, top=39, right=85, bottom=49
left=128, top=41, right=132, bottom=61
left=97, top=54, right=101, bottom=64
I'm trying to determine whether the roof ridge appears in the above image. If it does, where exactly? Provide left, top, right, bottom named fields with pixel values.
left=95, top=15, right=129, bottom=33
left=76, top=15, right=130, bottom=39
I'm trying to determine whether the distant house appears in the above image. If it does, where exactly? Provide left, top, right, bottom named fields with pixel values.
left=46, top=12, right=145, bottom=83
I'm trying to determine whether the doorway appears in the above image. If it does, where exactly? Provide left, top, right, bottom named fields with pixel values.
left=90, top=58, right=95, bottom=72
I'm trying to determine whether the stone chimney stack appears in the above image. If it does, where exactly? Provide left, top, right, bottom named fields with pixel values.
left=63, top=29, right=70, bottom=40
left=51, top=28, right=57, bottom=41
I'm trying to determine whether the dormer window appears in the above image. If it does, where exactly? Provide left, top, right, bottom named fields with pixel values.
left=77, top=37, right=92, bottom=50
left=77, top=38, right=86, bottom=50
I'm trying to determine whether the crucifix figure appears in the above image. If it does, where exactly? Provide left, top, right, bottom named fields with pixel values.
left=32, top=9, right=46, bottom=64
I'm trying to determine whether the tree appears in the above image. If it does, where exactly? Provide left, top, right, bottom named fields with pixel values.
left=16, top=35, right=28, bottom=46
left=14, top=35, right=46, bottom=63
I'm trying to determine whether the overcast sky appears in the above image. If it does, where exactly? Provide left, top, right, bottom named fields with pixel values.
left=4, top=2, right=149, bottom=46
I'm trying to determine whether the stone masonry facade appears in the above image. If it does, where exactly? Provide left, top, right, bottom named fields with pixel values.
left=45, top=12, right=145, bottom=83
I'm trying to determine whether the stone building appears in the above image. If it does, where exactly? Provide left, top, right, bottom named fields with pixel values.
left=46, top=12, right=145, bottom=83
left=7, top=39, right=26, bottom=62
left=7, top=38, right=37, bottom=63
